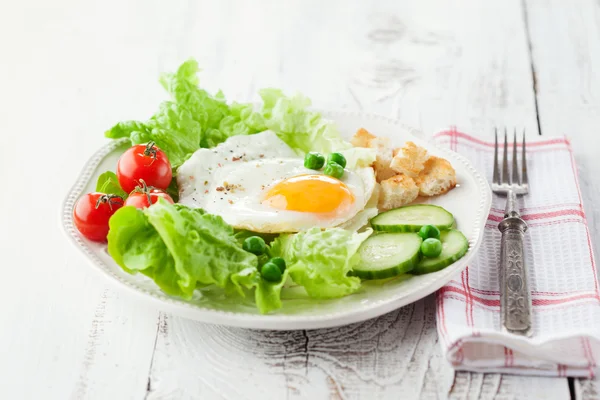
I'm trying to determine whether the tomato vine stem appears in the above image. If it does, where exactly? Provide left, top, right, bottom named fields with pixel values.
left=144, top=141, right=158, bottom=164
left=95, top=194, right=123, bottom=211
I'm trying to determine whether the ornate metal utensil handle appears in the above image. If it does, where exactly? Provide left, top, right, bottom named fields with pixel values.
left=498, top=190, right=532, bottom=336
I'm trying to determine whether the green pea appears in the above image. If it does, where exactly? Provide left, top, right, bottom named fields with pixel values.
left=261, top=262, right=283, bottom=282
left=304, top=152, right=325, bottom=170
left=421, top=238, right=443, bottom=258
left=328, top=152, right=347, bottom=168
left=323, top=161, right=344, bottom=179
left=269, top=257, right=286, bottom=273
left=243, top=236, right=267, bottom=255
left=418, top=225, right=441, bottom=241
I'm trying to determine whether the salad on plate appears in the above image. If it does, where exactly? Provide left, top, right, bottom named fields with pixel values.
left=72, top=59, right=468, bottom=314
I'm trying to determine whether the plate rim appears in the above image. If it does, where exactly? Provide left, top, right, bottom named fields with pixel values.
left=60, top=110, right=492, bottom=330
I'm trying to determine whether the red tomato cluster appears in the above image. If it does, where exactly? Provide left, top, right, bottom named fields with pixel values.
left=74, top=143, right=174, bottom=242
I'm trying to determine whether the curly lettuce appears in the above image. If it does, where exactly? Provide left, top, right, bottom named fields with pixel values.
left=107, top=200, right=284, bottom=313
left=159, top=60, right=231, bottom=134
left=257, top=88, right=349, bottom=154
left=105, top=102, right=202, bottom=168
left=105, top=59, right=349, bottom=168
left=271, top=228, right=372, bottom=298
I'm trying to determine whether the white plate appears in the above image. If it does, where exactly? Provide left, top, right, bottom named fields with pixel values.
left=61, top=110, right=491, bottom=330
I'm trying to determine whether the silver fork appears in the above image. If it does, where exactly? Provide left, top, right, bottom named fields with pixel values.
left=492, top=128, right=532, bottom=336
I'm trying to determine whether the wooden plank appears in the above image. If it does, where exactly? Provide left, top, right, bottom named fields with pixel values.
left=449, top=374, right=572, bottom=400
left=0, top=0, right=578, bottom=398
left=524, top=0, right=600, bottom=288
left=0, top=0, right=171, bottom=398
left=524, top=0, right=600, bottom=397
left=344, top=0, right=540, bottom=134
left=575, top=378, right=600, bottom=400
left=66, top=291, right=160, bottom=400
left=146, top=297, right=452, bottom=399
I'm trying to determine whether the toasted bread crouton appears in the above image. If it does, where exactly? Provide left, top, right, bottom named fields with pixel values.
left=351, top=128, right=395, bottom=182
left=414, top=156, right=457, bottom=196
left=378, top=175, right=419, bottom=210
left=371, top=137, right=396, bottom=182
left=390, top=141, right=430, bottom=178
left=351, top=128, right=377, bottom=148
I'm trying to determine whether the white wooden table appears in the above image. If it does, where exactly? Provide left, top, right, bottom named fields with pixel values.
left=2, top=1, right=600, bottom=398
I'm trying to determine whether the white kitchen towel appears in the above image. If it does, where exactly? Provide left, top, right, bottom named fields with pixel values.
left=434, top=128, right=600, bottom=377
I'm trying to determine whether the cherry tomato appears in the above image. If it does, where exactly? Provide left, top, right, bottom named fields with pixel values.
left=73, top=193, right=124, bottom=242
left=124, top=181, right=174, bottom=209
left=117, top=142, right=172, bottom=194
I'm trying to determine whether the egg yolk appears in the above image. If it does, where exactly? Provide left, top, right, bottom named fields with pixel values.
left=263, top=174, right=355, bottom=213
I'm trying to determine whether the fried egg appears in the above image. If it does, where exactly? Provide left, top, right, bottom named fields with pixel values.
left=177, top=131, right=376, bottom=233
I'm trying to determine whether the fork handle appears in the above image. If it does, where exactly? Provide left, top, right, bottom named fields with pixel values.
left=498, top=202, right=532, bottom=336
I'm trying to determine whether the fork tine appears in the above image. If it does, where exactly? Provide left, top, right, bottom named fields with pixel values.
left=522, top=130, right=528, bottom=186
left=502, top=128, right=510, bottom=184
left=493, top=128, right=500, bottom=184
left=512, top=128, right=520, bottom=184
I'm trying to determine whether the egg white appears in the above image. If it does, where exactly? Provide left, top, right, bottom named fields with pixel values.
left=177, top=131, right=376, bottom=233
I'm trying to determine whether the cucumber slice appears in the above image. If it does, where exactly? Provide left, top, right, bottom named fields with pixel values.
left=412, top=229, right=469, bottom=275
left=371, top=204, right=455, bottom=232
left=352, top=233, right=422, bottom=280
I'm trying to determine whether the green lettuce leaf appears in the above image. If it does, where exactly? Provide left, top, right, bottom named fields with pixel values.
left=159, top=59, right=230, bottom=133
left=340, top=147, right=377, bottom=169
left=231, top=268, right=289, bottom=314
left=107, top=201, right=285, bottom=313
left=271, top=228, right=372, bottom=298
left=106, top=206, right=181, bottom=295
left=95, top=171, right=127, bottom=198
left=104, top=120, right=149, bottom=140
left=159, top=60, right=266, bottom=148
left=205, top=102, right=267, bottom=148
left=105, top=102, right=201, bottom=168
left=105, top=59, right=350, bottom=167
left=143, top=202, right=258, bottom=295
left=257, top=89, right=350, bottom=154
